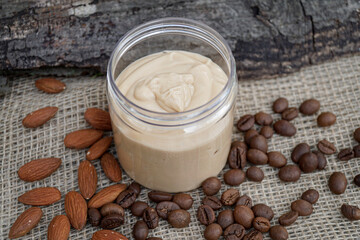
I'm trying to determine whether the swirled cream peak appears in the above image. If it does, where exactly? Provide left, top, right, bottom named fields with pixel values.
left=116, top=51, right=227, bottom=113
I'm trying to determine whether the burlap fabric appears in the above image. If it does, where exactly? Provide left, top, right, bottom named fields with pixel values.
left=1, top=55, right=360, bottom=239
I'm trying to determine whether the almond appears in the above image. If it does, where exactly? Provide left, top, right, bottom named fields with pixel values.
left=87, top=136, right=113, bottom=161
left=47, top=215, right=70, bottom=240
left=35, top=77, right=66, bottom=93
left=18, top=158, right=61, bottom=182
left=88, top=184, right=126, bottom=209
left=64, top=129, right=103, bottom=149
left=101, top=153, right=122, bottom=182
left=18, top=187, right=61, bottom=206
left=92, top=230, right=128, bottom=240
left=22, top=106, right=58, bottom=128
left=78, top=160, right=97, bottom=199
left=84, top=108, right=112, bottom=131
left=64, top=191, right=87, bottom=230
left=9, top=207, right=43, bottom=239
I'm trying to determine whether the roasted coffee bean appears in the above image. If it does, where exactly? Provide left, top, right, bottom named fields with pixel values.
left=224, top=169, right=246, bottom=186
left=328, top=172, right=347, bottom=195
left=253, top=217, right=270, bottom=233
left=291, top=143, right=310, bottom=163
left=338, top=148, right=354, bottom=161
left=133, top=220, right=149, bottom=240
left=281, top=107, right=298, bottom=121
left=100, top=214, right=124, bottom=229
left=116, top=189, right=136, bottom=208
left=313, top=151, right=327, bottom=170
left=197, top=205, right=216, bottom=225
left=143, top=207, right=159, bottom=229
left=249, top=135, right=268, bottom=153
left=301, top=189, right=319, bottom=204
left=246, top=166, right=264, bottom=182
left=237, top=115, right=255, bottom=132
left=299, top=99, right=320, bottom=115
left=354, top=127, right=360, bottom=142
left=217, top=209, right=234, bottom=229
left=148, top=191, right=173, bottom=203
left=291, top=199, right=313, bottom=216
left=273, top=120, right=296, bottom=137
left=259, top=126, right=274, bottom=139
left=228, top=144, right=247, bottom=169
left=168, top=209, right=190, bottom=228
left=252, top=204, right=274, bottom=221
left=202, top=177, right=221, bottom=196
left=236, top=194, right=253, bottom=208
left=341, top=204, right=360, bottom=221
left=131, top=201, right=149, bottom=217
left=221, top=188, right=240, bottom=206
left=317, top=112, right=336, bottom=127
left=234, top=205, right=254, bottom=229
left=231, top=140, right=248, bottom=149
left=128, top=182, right=141, bottom=196
left=156, top=201, right=180, bottom=219
left=268, top=152, right=287, bottom=168
left=255, top=112, right=273, bottom=126
left=317, top=139, right=336, bottom=155
left=202, top=196, right=222, bottom=210
left=243, top=230, right=263, bottom=240
left=273, top=98, right=288, bottom=113
left=245, top=129, right=259, bottom=145
left=353, top=145, right=360, bottom=157
left=88, top=208, right=101, bottom=226
left=299, top=152, right=318, bottom=173
left=278, top=211, right=298, bottom=226
left=224, top=224, right=245, bottom=240
left=278, top=165, right=301, bottom=182
left=247, top=149, right=268, bottom=165
left=173, top=193, right=193, bottom=210
left=354, top=174, right=360, bottom=187
left=269, top=225, right=288, bottom=240
left=100, top=203, right=125, bottom=217
left=204, top=223, right=223, bottom=240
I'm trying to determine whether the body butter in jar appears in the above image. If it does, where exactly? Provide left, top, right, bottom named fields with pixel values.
left=107, top=18, right=237, bottom=192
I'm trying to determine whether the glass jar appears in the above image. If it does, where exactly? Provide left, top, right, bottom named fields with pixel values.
left=107, top=18, right=237, bottom=193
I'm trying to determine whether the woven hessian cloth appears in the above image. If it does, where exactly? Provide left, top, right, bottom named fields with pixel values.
left=1, top=55, right=360, bottom=239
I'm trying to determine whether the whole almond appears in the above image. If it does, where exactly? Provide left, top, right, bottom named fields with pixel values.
left=88, top=184, right=126, bottom=209
left=101, top=153, right=122, bottom=182
left=92, top=230, right=128, bottom=240
left=35, top=77, right=66, bottom=93
left=87, top=137, right=113, bottom=161
left=22, top=106, right=58, bottom=128
left=78, top=161, right=97, bottom=199
left=47, top=215, right=70, bottom=240
left=9, top=207, right=43, bottom=239
left=65, top=191, right=87, bottom=230
left=64, top=129, right=103, bottom=149
left=84, top=108, right=112, bottom=131
left=18, top=187, right=61, bottom=206
left=18, top=158, right=61, bottom=182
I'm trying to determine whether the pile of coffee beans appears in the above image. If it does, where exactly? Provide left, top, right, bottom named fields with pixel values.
left=337, top=127, right=360, bottom=162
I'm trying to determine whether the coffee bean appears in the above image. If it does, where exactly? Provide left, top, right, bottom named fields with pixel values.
left=100, top=203, right=125, bottom=217
left=246, top=166, right=264, bottom=182
left=231, top=140, right=248, bottom=149
left=341, top=204, right=360, bottom=221
left=328, top=172, right=347, bottom=195
left=217, top=209, right=234, bottom=229
left=247, top=149, right=268, bottom=165
left=88, top=208, right=101, bottom=226
left=236, top=194, right=253, bottom=208
left=202, top=177, right=221, bottom=196
left=172, top=193, right=193, bottom=210
left=234, top=205, right=254, bottom=229
left=224, top=169, right=246, bottom=186
left=128, top=182, right=141, bottom=196
left=131, top=201, right=149, bottom=217
left=278, top=211, right=298, bottom=226
left=221, top=188, right=240, bottom=206
left=133, top=220, right=149, bottom=240
left=197, top=205, right=216, bottom=225
left=301, top=189, right=319, bottom=204
left=260, top=126, right=274, bottom=139
left=273, top=120, right=296, bottom=137
left=299, top=99, right=320, bottom=115
left=237, top=115, right=255, bottom=132
left=253, top=217, right=270, bottom=233
left=228, top=143, right=247, bottom=169
left=252, top=204, right=274, bottom=221
left=338, top=148, right=354, bottom=161
left=313, top=151, right=327, bottom=170
left=269, top=225, right=288, bottom=240
left=273, top=97, right=288, bottom=113
left=243, top=230, right=263, bottom=240
left=317, top=139, right=336, bottom=155
left=249, top=135, right=268, bottom=153
left=354, top=174, right=360, bottom=187
left=278, top=165, right=301, bottom=182
left=299, top=152, right=318, bottom=173
left=202, top=196, right=222, bottom=210
left=168, top=209, right=190, bottom=228
left=291, top=199, right=313, bottom=216
left=204, top=223, right=223, bottom=240
left=317, top=112, right=336, bottom=127
left=291, top=143, right=310, bottom=163
left=148, top=191, right=173, bottom=203
left=245, top=129, right=259, bottom=145
left=354, top=127, right=360, bottom=142
left=281, top=107, right=298, bottom=121
left=224, top=224, right=245, bottom=240
left=255, top=112, right=273, bottom=126
left=353, top=145, right=360, bottom=157
left=143, top=207, right=159, bottom=229
left=100, top=214, right=124, bottom=229
left=116, top=189, right=136, bottom=208
left=156, top=201, right=180, bottom=219
left=268, top=152, right=287, bottom=168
